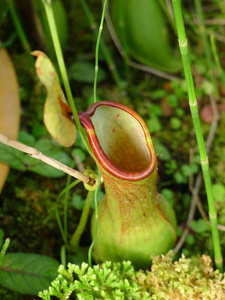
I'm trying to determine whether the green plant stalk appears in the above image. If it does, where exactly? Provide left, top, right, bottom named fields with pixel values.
left=70, top=190, right=94, bottom=249
left=42, top=0, right=92, bottom=155
left=210, top=34, right=225, bottom=87
left=214, top=0, right=225, bottom=15
left=194, top=0, right=218, bottom=97
left=78, top=0, right=125, bottom=89
left=0, top=32, right=17, bottom=49
left=7, top=0, right=34, bottom=69
left=88, top=171, right=101, bottom=267
left=158, top=0, right=176, bottom=32
left=172, top=0, right=223, bottom=272
left=63, top=171, right=73, bottom=241
left=0, top=238, right=10, bottom=265
left=194, top=0, right=212, bottom=67
left=0, top=2, right=10, bottom=27
left=55, top=179, right=81, bottom=247
left=93, top=0, right=108, bottom=103
left=114, top=0, right=131, bottom=75
left=60, top=244, right=66, bottom=267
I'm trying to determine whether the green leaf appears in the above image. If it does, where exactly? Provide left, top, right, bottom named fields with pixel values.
left=18, top=130, right=36, bottom=147
left=68, top=247, right=89, bottom=265
left=0, top=138, right=73, bottom=178
left=72, top=194, right=85, bottom=210
left=0, top=143, right=26, bottom=171
left=148, top=104, right=162, bottom=118
left=181, top=164, right=198, bottom=177
left=170, top=117, right=182, bottom=130
left=173, top=172, right=187, bottom=184
left=186, top=234, right=195, bottom=245
left=201, top=80, right=215, bottom=95
left=0, top=253, right=59, bottom=295
left=72, top=148, right=86, bottom=162
left=32, top=51, right=76, bottom=147
left=190, top=219, right=210, bottom=233
left=175, top=108, right=185, bottom=117
left=212, top=183, right=225, bottom=202
left=152, top=138, right=171, bottom=161
left=0, top=229, right=4, bottom=249
left=161, top=188, right=175, bottom=207
left=69, top=61, right=106, bottom=83
left=165, top=159, right=177, bottom=175
left=146, top=117, right=162, bottom=133
left=167, top=95, right=179, bottom=108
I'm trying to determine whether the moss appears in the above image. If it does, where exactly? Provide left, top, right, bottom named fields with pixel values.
left=38, top=252, right=225, bottom=300
left=136, top=252, right=225, bottom=300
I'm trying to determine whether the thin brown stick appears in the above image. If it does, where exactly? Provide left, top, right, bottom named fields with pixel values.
left=74, top=154, right=85, bottom=173
left=210, top=31, right=225, bottom=44
left=128, top=61, right=180, bottom=81
left=0, top=133, right=95, bottom=186
left=190, top=19, right=225, bottom=26
left=192, top=189, right=225, bottom=231
left=165, top=0, right=174, bottom=17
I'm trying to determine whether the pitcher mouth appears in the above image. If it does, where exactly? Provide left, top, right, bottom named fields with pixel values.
left=78, top=101, right=157, bottom=181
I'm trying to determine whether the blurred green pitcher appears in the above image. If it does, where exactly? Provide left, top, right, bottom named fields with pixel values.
left=111, top=0, right=182, bottom=74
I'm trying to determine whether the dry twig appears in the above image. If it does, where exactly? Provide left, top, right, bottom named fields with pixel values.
left=0, top=133, right=95, bottom=186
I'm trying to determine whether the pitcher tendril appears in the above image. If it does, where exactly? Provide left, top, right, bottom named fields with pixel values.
left=93, top=0, right=108, bottom=103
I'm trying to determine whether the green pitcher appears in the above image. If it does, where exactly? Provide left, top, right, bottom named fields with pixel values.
left=111, top=0, right=182, bottom=74
left=79, top=101, right=177, bottom=269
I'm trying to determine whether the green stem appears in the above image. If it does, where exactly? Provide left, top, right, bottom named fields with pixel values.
left=7, top=0, right=35, bottom=69
left=64, top=171, right=73, bottom=241
left=158, top=0, right=176, bottom=32
left=42, top=0, right=92, bottom=155
left=0, top=238, right=10, bottom=265
left=55, top=180, right=81, bottom=247
left=210, top=34, right=225, bottom=87
left=88, top=171, right=101, bottom=267
left=0, top=2, right=10, bottom=27
left=194, top=0, right=218, bottom=97
left=78, top=0, right=125, bottom=89
left=172, top=0, right=223, bottom=272
left=0, top=33, right=17, bottom=49
left=114, top=0, right=131, bottom=77
left=70, top=190, right=94, bottom=249
left=60, top=245, right=66, bottom=267
left=93, top=0, right=108, bottom=103
left=194, top=0, right=212, bottom=67
left=214, top=0, right=225, bottom=14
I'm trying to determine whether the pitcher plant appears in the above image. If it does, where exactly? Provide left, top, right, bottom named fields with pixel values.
left=79, top=101, right=177, bottom=268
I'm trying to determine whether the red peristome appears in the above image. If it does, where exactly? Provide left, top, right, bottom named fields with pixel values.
left=78, top=101, right=157, bottom=181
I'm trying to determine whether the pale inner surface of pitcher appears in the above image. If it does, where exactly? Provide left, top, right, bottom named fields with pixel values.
left=90, top=106, right=151, bottom=173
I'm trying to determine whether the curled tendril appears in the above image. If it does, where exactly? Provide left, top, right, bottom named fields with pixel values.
left=83, top=169, right=99, bottom=191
